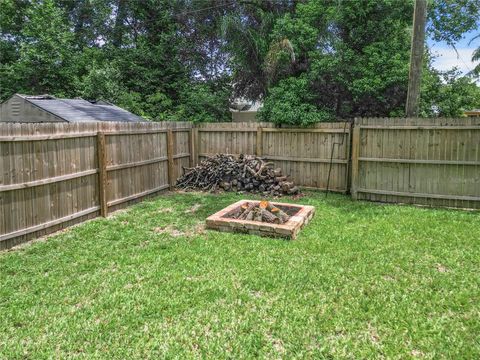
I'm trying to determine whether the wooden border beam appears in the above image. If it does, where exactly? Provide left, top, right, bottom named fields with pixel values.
left=0, top=206, right=100, bottom=242
left=107, top=184, right=170, bottom=207
left=357, top=188, right=480, bottom=202
left=358, top=157, right=480, bottom=166
left=0, top=168, right=98, bottom=192
left=0, top=133, right=97, bottom=142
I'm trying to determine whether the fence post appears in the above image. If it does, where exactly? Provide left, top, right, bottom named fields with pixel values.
left=345, top=121, right=353, bottom=193
left=193, top=127, right=199, bottom=165
left=167, top=129, right=175, bottom=189
left=350, top=119, right=360, bottom=200
left=256, top=127, right=263, bottom=156
left=189, top=127, right=194, bottom=167
left=97, top=132, right=108, bottom=216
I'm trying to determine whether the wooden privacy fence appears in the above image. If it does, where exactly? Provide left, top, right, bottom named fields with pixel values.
left=195, top=122, right=351, bottom=192
left=0, top=122, right=192, bottom=249
left=1, top=118, right=479, bottom=249
left=351, top=118, right=480, bottom=209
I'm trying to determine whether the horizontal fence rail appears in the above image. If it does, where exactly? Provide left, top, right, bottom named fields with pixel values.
left=351, top=117, right=480, bottom=209
left=195, top=122, right=351, bottom=192
left=0, top=121, right=192, bottom=249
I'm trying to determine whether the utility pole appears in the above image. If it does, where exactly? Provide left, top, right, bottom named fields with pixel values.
left=405, top=0, right=427, bottom=117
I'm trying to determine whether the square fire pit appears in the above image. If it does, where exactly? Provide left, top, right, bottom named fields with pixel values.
left=206, top=200, right=315, bottom=239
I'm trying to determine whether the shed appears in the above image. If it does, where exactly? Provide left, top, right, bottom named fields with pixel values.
left=0, top=94, right=145, bottom=123
left=465, top=109, right=480, bottom=117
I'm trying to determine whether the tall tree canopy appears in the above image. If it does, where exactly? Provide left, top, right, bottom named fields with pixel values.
left=0, top=0, right=479, bottom=124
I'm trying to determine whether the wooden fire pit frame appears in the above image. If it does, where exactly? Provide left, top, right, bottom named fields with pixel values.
left=206, top=200, right=315, bottom=239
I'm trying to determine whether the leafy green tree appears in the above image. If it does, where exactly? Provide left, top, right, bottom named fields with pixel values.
left=258, top=75, right=332, bottom=125
left=420, top=68, right=480, bottom=117
left=176, top=82, right=231, bottom=122
left=1, top=0, right=479, bottom=123
left=255, top=0, right=413, bottom=123
left=0, top=0, right=77, bottom=97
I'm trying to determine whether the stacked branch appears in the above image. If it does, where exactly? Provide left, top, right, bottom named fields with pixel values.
left=176, top=154, right=299, bottom=196
left=229, top=201, right=290, bottom=224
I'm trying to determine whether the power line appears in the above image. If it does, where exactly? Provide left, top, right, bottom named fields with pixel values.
left=457, top=52, right=473, bottom=73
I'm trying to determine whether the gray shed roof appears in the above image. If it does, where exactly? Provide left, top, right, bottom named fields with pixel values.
left=18, top=95, right=144, bottom=122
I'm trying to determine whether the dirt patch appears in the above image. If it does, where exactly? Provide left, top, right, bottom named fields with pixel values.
left=436, top=263, right=448, bottom=273
left=152, top=226, right=184, bottom=237
left=181, top=223, right=207, bottom=238
left=266, top=334, right=285, bottom=354
left=411, top=349, right=425, bottom=357
left=185, top=204, right=202, bottom=214
left=368, top=323, right=380, bottom=344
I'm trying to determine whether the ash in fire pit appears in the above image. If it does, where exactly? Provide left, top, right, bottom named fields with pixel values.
left=206, top=200, right=315, bottom=239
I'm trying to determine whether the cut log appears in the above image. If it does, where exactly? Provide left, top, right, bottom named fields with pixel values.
left=271, top=207, right=290, bottom=223
left=261, top=209, right=280, bottom=223
left=176, top=154, right=300, bottom=196
left=259, top=200, right=269, bottom=209
left=239, top=202, right=256, bottom=220
left=229, top=201, right=290, bottom=224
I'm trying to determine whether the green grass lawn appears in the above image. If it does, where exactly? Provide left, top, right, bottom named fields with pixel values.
left=1, top=191, right=479, bottom=359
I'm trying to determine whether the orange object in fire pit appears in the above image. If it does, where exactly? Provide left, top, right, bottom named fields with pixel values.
left=206, top=200, right=315, bottom=239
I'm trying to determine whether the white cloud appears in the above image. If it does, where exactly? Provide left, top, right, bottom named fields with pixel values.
left=430, top=46, right=479, bottom=74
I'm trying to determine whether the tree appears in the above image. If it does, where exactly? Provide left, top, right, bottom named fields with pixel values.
left=1, top=0, right=478, bottom=123
left=0, top=0, right=77, bottom=97
left=420, top=67, right=480, bottom=117
left=256, top=0, right=414, bottom=123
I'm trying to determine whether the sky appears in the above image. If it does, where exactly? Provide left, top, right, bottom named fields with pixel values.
left=428, top=29, right=479, bottom=76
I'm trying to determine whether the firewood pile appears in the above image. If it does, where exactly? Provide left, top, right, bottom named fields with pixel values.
left=229, top=200, right=290, bottom=224
left=176, top=154, right=299, bottom=196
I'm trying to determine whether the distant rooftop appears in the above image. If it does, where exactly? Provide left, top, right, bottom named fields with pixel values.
left=17, top=94, right=145, bottom=122
left=230, top=99, right=263, bottom=112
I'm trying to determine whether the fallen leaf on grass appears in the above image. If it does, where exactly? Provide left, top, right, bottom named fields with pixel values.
left=183, top=222, right=207, bottom=237
left=266, top=334, right=285, bottom=354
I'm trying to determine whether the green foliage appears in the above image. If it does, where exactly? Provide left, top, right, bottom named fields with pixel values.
left=420, top=68, right=480, bottom=117
left=79, top=63, right=125, bottom=103
left=0, top=0, right=76, bottom=97
left=176, top=82, right=231, bottom=123
left=0, top=0, right=479, bottom=123
left=258, top=76, right=333, bottom=126
left=428, top=0, right=480, bottom=46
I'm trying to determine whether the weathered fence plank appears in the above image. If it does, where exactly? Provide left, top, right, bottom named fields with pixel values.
left=97, top=132, right=107, bottom=217
left=352, top=118, right=480, bottom=209
left=2, top=118, right=479, bottom=249
left=195, top=122, right=351, bottom=192
left=0, top=121, right=192, bottom=249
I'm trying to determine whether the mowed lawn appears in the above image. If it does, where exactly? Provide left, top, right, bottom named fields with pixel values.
left=1, top=191, right=479, bottom=359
